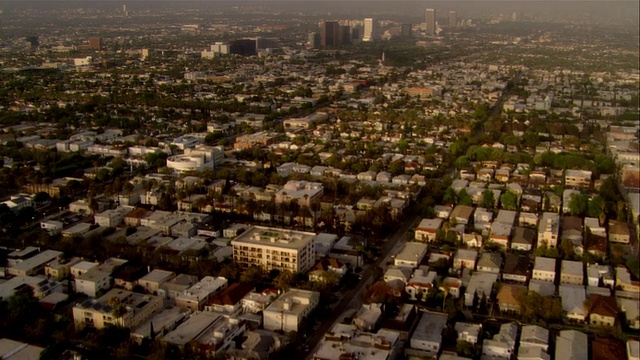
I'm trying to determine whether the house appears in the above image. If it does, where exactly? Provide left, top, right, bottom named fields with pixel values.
left=609, top=220, right=631, bottom=244
left=394, top=242, right=428, bottom=269
left=584, top=217, right=606, bottom=237
left=482, top=322, right=518, bottom=360
left=353, top=303, right=383, bottom=331
left=502, top=254, right=530, bottom=283
left=586, top=264, right=614, bottom=288
left=517, top=345, right=550, bottom=360
left=588, top=294, right=618, bottom=327
left=559, top=285, right=587, bottom=322
left=528, top=280, right=556, bottom=297
left=415, top=218, right=443, bottom=242
left=616, top=266, right=640, bottom=293
left=511, top=227, right=536, bottom=251
left=205, top=282, right=254, bottom=316
left=435, top=205, right=454, bottom=219
left=440, top=277, right=462, bottom=298
left=450, top=205, right=474, bottom=225
left=617, top=296, right=640, bottom=330
left=532, top=257, right=556, bottom=283
left=592, top=337, right=627, bottom=360
left=454, top=249, right=478, bottom=271
left=497, top=284, right=527, bottom=314
left=405, top=267, right=437, bottom=301
left=465, top=272, right=498, bottom=307
left=561, top=216, right=584, bottom=255
left=537, top=213, right=560, bottom=248
left=455, top=322, right=482, bottom=344
left=586, top=232, right=608, bottom=259
left=476, top=252, right=502, bottom=274
left=263, top=288, right=319, bottom=332
left=489, top=222, right=512, bottom=248
left=407, top=311, right=447, bottom=358
left=628, top=340, right=640, bottom=360
left=474, top=207, right=493, bottom=232
left=384, top=266, right=412, bottom=288
left=519, top=325, right=549, bottom=351
left=560, top=260, right=584, bottom=285
left=463, top=233, right=483, bottom=248
left=555, top=330, right=587, bottom=360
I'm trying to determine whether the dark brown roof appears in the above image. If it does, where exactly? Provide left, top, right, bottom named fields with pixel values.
left=592, top=337, right=626, bottom=360
left=589, top=294, right=618, bottom=318
left=208, top=282, right=253, bottom=306
left=503, top=254, right=530, bottom=276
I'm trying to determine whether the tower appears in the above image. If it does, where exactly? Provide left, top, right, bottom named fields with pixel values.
left=425, top=8, right=436, bottom=35
left=321, top=21, right=340, bottom=47
left=339, top=25, right=351, bottom=45
left=363, top=18, right=377, bottom=42
left=448, top=11, right=457, bottom=27
left=401, top=23, right=412, bottom=38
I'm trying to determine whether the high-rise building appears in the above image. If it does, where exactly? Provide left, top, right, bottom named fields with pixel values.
left=351, top=28, right=360, bottom=42
left=88, top=37, right=103, bottom=51
left=339, top=25, right=351, bottom=45
left=321, top=21, right=340, bottom=47
left=308, top=32, right=320, bottom=48
left=425, top=8, right=436, bottom=35
left=449, top=11, right=457, bottom=27
left=401, top=23, right=412, bottom=38
left=362, top=18, right=377, bottom=42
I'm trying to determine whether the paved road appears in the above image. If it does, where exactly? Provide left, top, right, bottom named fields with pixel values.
left=301, top=215, right=420, bottom=359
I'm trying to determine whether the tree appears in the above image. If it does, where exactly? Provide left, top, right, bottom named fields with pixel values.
left=443, top=187, right=457, bottom=205
left=568, top=193, right=588, bottom=216
left=457, top=189, right=472, bottom=206
left=500, top=191, right=518, bottom=210
left=481, top=189, right=496, bottom=209
left=560, top=238, right=575, bottom=258
left=240, top=265, right=266, bottom=284
left=274, top=270, right=296, bottom=291
left=587, top=195, right=605, bottom=219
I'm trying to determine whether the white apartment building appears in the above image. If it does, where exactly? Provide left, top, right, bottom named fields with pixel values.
left=231, top=226, right=316, bottom=273
left=263, top=288, right=319, bottom=332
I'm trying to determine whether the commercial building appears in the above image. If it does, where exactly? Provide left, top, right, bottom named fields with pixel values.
left=362, top=18, right=377, bottom=42
left=425, top=8, right=436, bottom=35
left=321, top=21, right=340, bottom=47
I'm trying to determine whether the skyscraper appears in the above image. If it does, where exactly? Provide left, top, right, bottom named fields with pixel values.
left=448, top=11, right=457, bottom=27
left=339, top=25, right=352, bottom=45
left=362, top=18, right=377, bottom=42
left=425, top=8, right=436, bottom=35
left=321, top=21, right=340, bottom=47
left=401, top=23, right=412, bottom=38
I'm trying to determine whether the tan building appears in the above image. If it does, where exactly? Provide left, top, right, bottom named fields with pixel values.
left=415, top=218, right=443, bottom=242
left=538, top=212, right=560, bottom=248
left=73, top=289, right=163, bottom=329
left=231, top=226, right=316, bottom=273
left=532, top=257, right=556, bottom=283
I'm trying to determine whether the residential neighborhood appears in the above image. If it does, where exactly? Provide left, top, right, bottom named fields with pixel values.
left=0, top=1, right=638, bottom=360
